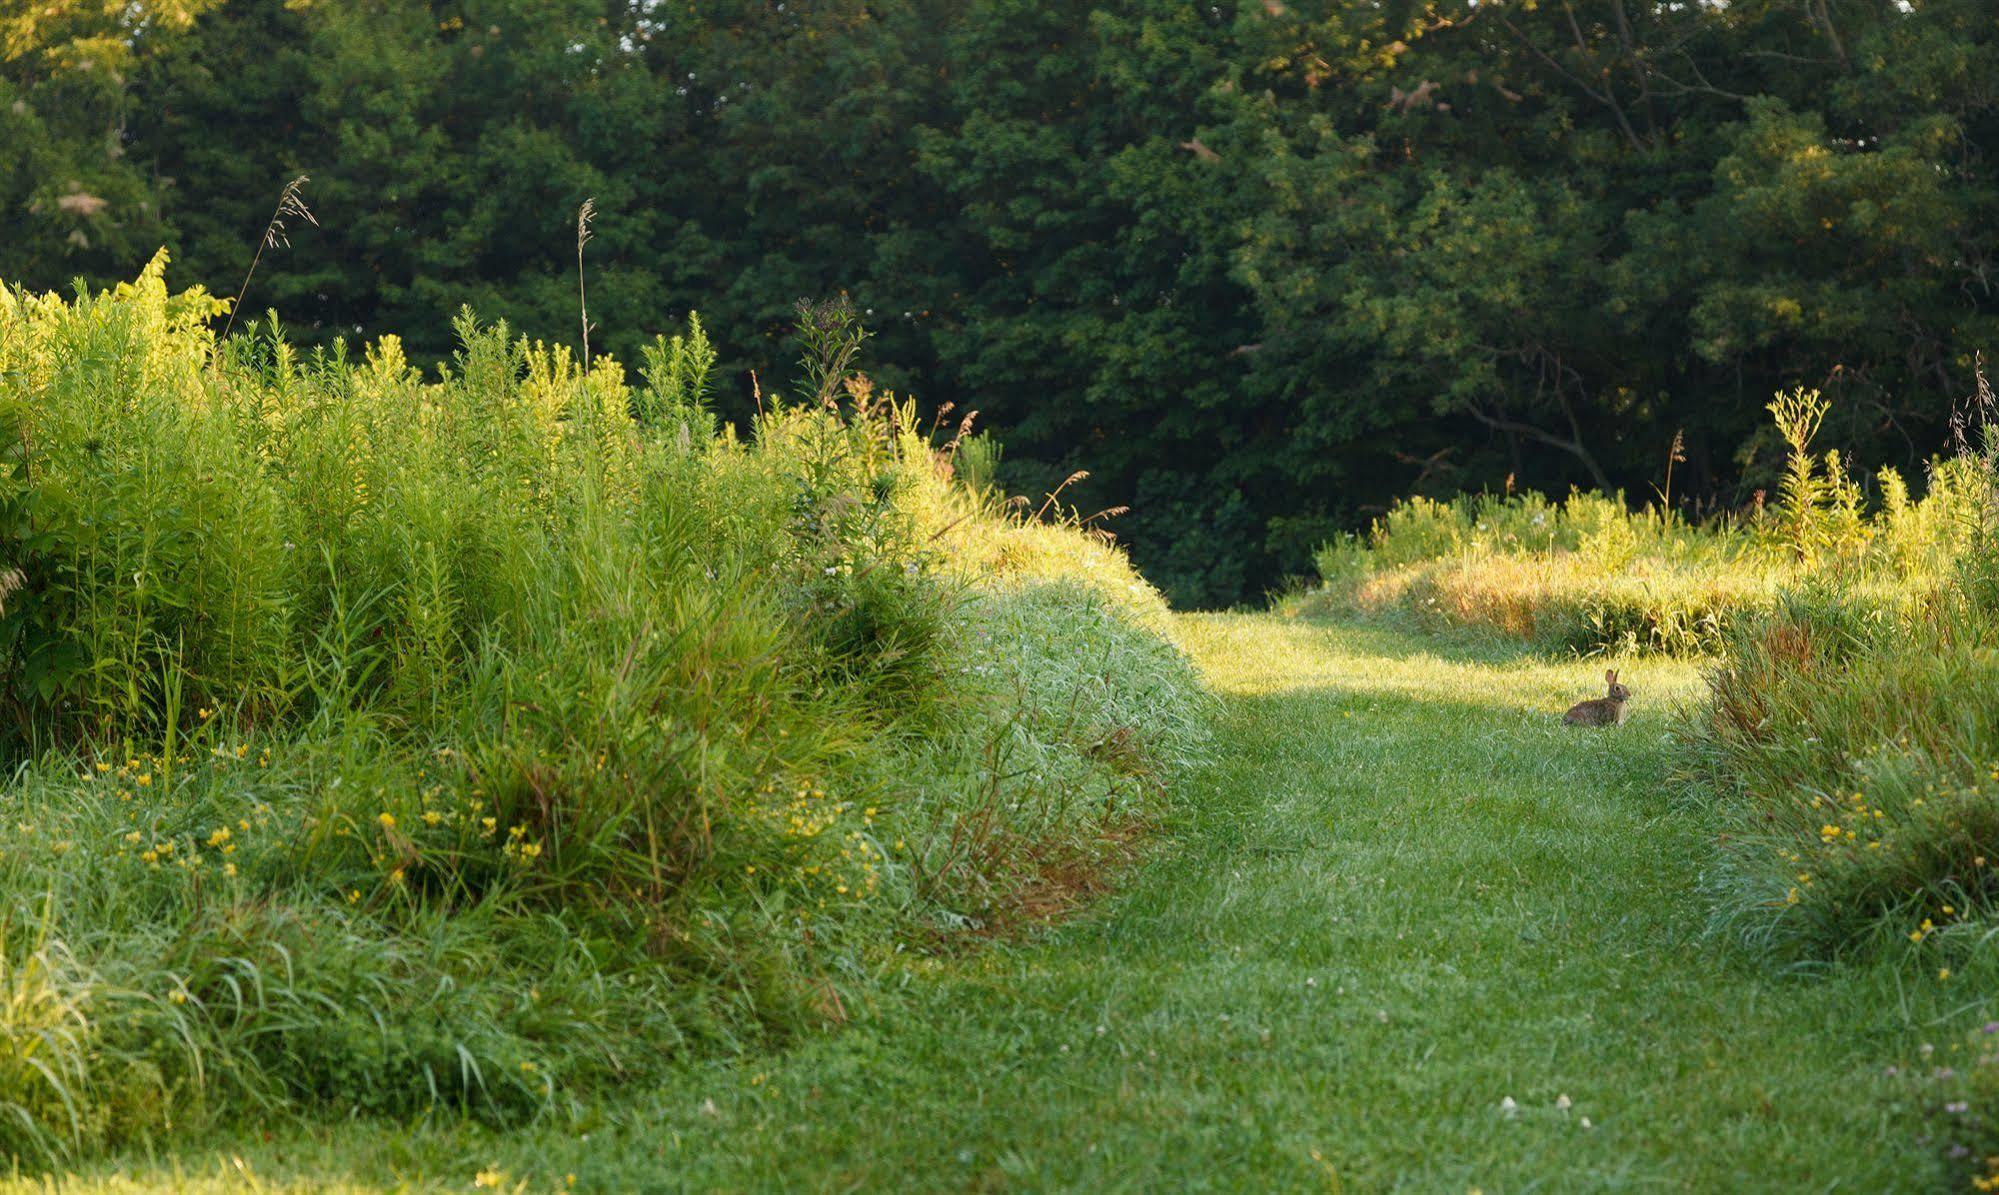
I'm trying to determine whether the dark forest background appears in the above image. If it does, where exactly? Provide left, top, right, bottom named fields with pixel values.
left=5, top=0, right=1995, bottom=605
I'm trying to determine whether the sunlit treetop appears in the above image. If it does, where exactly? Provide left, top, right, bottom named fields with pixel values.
left=2, top=0, right=224, bottom=76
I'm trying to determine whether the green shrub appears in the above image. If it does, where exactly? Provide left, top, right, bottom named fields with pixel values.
left=0, top=261, right=1208, bottom=1163
left=876, top=580, right=1208, bottom=927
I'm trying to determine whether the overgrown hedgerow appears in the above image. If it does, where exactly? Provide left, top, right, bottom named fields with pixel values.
left=1683, top=516, right=1999, bottom=1188
left=0, top=258, right=1206, bottom=1165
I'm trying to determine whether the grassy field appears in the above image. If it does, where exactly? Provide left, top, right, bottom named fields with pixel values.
left=26, top=611, right=1980, bottom=1192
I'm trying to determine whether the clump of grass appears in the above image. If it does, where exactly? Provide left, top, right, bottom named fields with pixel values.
left=0, top=262, right=1206, bottom=1164
left=1305, top=489, right=1791, bottom=654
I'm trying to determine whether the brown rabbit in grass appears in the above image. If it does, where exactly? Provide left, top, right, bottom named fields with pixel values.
left=1563, top=669, right=1632, bottom=727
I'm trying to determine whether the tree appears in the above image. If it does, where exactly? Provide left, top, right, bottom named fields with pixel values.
left=0, top=0, right=221, bottom=283
left=3, top=0, right=1992, bottom=605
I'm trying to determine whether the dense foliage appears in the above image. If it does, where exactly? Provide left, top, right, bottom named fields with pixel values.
left=0, top=260, right=1204, bottom=1164
left=1673, top=384, right=1999, bottom=953
left=5, top=0, right=1993, bottom=605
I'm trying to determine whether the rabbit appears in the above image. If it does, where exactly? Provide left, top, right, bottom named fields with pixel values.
left=1563, top=669, right=1632, bottom=727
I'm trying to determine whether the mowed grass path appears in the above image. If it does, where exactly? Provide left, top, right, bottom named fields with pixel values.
left=32, top=614, right=1973, bottom=1192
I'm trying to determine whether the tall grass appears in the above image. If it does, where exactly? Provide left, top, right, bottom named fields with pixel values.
left=0, top=255, right=1206, bottom=1164
left=1680, top=394, right=1999, bottom=961
left=1305, top=392, right=1986, bottom=654
left=1673, top=411, right=1999, bottom=1185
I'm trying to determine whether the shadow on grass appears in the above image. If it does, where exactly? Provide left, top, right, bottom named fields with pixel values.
left=1267, top=593, right=1732, bottom=671
left=1194, top=607, right=1559, bottom=668
left=1270, top=596, right=1576, bottom=660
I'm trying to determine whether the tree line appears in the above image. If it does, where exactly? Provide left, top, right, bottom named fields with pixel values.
left=5, top=0, right=1994, bottom=605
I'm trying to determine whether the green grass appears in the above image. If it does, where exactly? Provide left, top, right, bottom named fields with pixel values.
left=27, top=612, right=1983, bottom=1191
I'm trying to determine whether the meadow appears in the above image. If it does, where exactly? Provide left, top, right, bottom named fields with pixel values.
left=4, top=260, right=1998, bottom=1191
left=17, top=619, right=1993, bottom=1192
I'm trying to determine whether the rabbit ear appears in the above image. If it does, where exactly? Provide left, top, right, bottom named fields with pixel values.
left=1605, top=668, right=1617, bottom=683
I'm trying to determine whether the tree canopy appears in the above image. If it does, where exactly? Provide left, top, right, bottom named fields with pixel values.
left=5, top=0, right=1994, bottom=605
